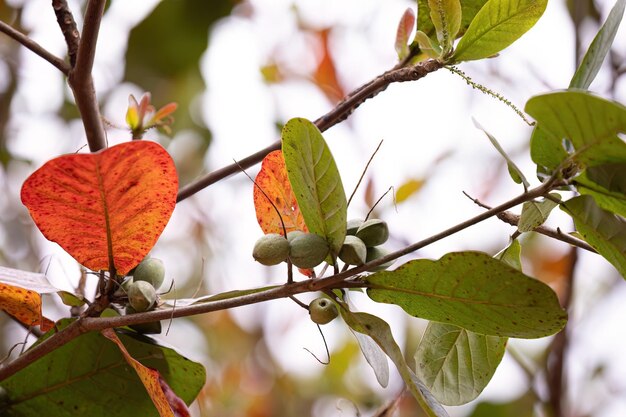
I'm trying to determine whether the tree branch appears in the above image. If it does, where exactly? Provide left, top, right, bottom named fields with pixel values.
left=67, top=0, right=107, bottom=152
left=0, top=176, right=560, bottom=381
left=52, top=0, right=80, bottom=67
left=176, top=59, right=444, bottom=202
left=0, top=20, right=70, bottom=75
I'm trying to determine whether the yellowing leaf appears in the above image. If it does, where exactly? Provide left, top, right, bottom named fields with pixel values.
left=102, top=329, right=190, bottom=417
left=396, top=179, right=425, bottom=204
left=0, top=283, right=54, bottom=331
left=21, top=141, right=178, bottom=275
left=253, top=150, right=307, bottom=236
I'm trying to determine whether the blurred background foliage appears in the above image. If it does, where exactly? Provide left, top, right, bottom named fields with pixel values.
left=1, top=0, right=626, bottom=416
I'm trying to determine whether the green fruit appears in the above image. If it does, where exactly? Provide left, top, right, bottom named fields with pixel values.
left=309, top=297, right=338, bottom=325
left=286, top=230, right=305, bottom=243
left=366, top=246, right=395, bottom=272
left=253, top=234, right=290, bottom=266
left=289, top=233, right=330, bottom=269
left=127, top=281, right=157, bottom=312
left=133, top=258, right=165, bottom=290
left=346, top=219, right=364, bottom=235
left=128, top=255, right=150, bottom=276
left=356, top=219, right=389, bottom=247
left=338, top=235, right=367, bottom=265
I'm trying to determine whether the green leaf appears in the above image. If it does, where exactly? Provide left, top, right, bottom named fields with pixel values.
left=586, top=163, right=626, bottom=195
left=415, top=30, right=443, bottom=58
left=350, top=329, right=390, bottom=388
left=569, top=0, right=626, bottom=90
left=575, top=170, right=626, bottom=218
left=417, top=0, right=488, bottom=41
left=473, top=118, right=529, bottom=188
left=495, top=239, right=522, bottom=270
left=518, top=194, right=560, bottom=232
left=0, top=320, right=205, bottom=417
left=428, top=0, right=462, bottom=53
left=281, top=118, right=348, bottom=256
left=452, top=0, right=548, bottom=62
left=366, top=251, right=567, bottom=338
left=526, top=91, right=626, bottom=171
left=57, top=290, right=86, bottom=307
left=469, top=391, right=536, bottom=417
left=339, top=308, right=449, bottom=417
left=561, top=195, right=626, bottom=279
left=415, top=322, right=507, bottom=405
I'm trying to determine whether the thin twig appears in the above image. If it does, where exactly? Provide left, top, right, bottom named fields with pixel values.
left=302, top=324, right=331, bottom=365
left=176, top=59, right=444, bottom=202
left=347, top=139, right=383, bottom=207
left=0, top=20, right=70, bottom=75
left=547, top=247, right=578, bottom=417
left=67, top=0, right=107, bottom=152
left=366, top=186, right=393, bottom=220
left=52, top=0, right=80, bottom=66
left=463, top=191, right=596, bottom=253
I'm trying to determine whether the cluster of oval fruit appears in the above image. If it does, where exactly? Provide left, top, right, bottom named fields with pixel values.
left=121, top=257, right=166, bottom=333
left=338, top=218, right=393, bottom=270
left=122, top=257, right=165, bottom=313
left=252, top=218, right=393, bottom=271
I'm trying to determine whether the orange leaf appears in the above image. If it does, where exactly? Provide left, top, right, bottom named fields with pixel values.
left=21, top=141, right=178, bottom=275
left=102, top=329, right=190, bottom=417
left=313, top=29, right=345, bottom=104
left=253, top=150, right=307, bottom=236
left=0, top=283, right=54, bottom=331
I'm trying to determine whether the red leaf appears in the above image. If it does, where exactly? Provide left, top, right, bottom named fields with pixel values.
left=253, top=150, right=307, bottom=236
left=102, top=329, right=189, bottom=417
left=21, top=141, right=178, bottom=275
left=395, top=8, right=416, bottom=59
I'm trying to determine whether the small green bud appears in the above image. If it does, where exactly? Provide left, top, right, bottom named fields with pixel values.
left=133, top=258, right=165, bottom=290
left=338, top=235, right=367, bottom=265
left=127, top=281, right=157, bottom=312
left=356, top=219, right=389, bottom=247
left=253, top=234, right=290, bottom=266
left=289, top=233, right=330, bottom=269
left=309, top=297, right=339, bottom=325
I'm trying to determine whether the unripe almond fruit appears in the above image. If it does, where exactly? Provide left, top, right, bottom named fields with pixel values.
left=346, top=219, right=364, bottom=235
left=133, top=258, right=165, bottom=290
left=366, top=246, right=395, bottom=272
left=289, top=233, right=330, bottom=269
left=309, top=297, right=338, bottom=325
left=286, top=230, right=306, bottom=243
left=253, top=234, right=290, bottom=266
left=356, top=219, right=389, bottom=247
left=338, top=235, right=367, bottom=265
left=127, top=281, right=157, bottom=312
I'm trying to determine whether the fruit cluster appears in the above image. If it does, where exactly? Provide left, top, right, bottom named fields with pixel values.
left=253, top=231, right=330, bottom=269
left=338, top=218, right=393, bottom=271
left=121, top=257, right=165, bottom=333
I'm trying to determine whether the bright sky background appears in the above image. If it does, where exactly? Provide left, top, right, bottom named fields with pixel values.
left=3, top=0, right=626, bottom=416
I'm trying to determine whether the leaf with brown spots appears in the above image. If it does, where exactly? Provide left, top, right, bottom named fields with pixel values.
left=102, top=329, right=190, bottom=417
left=253, top=150, right=307, bottom=236
left=21, top=141, right=178, bottom=275
left=0, top=266, right=57, bottom=330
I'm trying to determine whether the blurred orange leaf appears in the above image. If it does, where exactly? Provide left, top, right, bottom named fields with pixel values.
left=254, top=150, right=307, bottom=236
left=0, top=283, right=54, bottom=331
left=102, top=329, right=190, bottom=417
left=21, top=141, right=178, bottom=276
left=313, top=29, right=345, bottom=104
